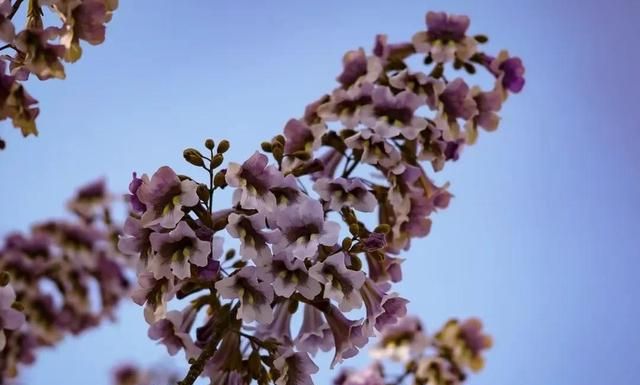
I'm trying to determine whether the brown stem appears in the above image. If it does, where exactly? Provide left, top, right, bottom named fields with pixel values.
left=177, top=330, right=222, bottom=385
left=8, top=0, right=25, bottom=19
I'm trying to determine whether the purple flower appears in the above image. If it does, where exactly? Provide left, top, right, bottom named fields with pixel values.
left=148, top=221, right=211, bottom=280
left=148, top=310, right=200, bottom=359
left=130, top=272, right=174, bottom=323
left=126, top=172, right=146, bottom=213
left=215, top=266, right=274, bottom=324
left=373, top=34, right=414, bottom=64
left=283, top=118, right=325, bottom=155
left=486, top=51, right=526, bottom=95
left=365, top=252, right=403, bottom=283
left=362, top=232, right=386, bottom=252
left=0, top=2, right=15, bottom=44
left=254, top=300, right=293, bottom=343
left=226, top=212, right=279, bottom=265
left=270, top=173, right=304, bottom=210
left=335, top=364, right=385, bottom=385
left=66, top=178, right=110, bottom=220
left=118, top=216, right=153, bottom=269
left=439, top=78, right=477, bottom=121
left=295, top=304, right=333, bottom=355
left=308, top=252, right=365, bottom=312
left=359, top=279, right=408, bottom=332
left=467, top=88, right=502, bottom=143
left=344, top=129, right=405, bottom=174
left=370, top=316, right=429, bottom=362
left=137, top=166, right=199, bottom=229
left=389, top=70, right=445, bottom=110
left=412, top=11, right=476, bottom=62
left=273, top=198, right=340, bottom=260
left=336, top=48, right=382, bottom=89
left=261, top=252, right=322, bottom=300
left=226, top=152, right=280, bottom=211
left=0, top=284, right=25, bottom=351
left=274, top=349, right=319, bottom=385
left=437, top=318, right=492, bottom=371
left=324, top=304, right=369, bottom=368
left=57, top=0, right=109, bottom=62
left=14, top=28, right=66, bottom=80
left=311, top=148, right=343, bottom=181
left=313, top=177, right=377, bottom=213
left=361, top=86, right=427, bottom=140
left=317, top=82, right=374, bottom=129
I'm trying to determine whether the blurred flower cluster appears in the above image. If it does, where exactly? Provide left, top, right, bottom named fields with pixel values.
left=0, top=0, right=118, bottom=149
left=118, top=10, right=524, bottom=385
left=0, top=179, right=131, bottom=379
left=111, top=363, right=179, bottom=385
left=335, top=316, right=492, bottom=385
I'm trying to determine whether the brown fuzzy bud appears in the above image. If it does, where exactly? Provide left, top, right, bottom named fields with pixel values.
left=217, top=140, right=230, bottom=154
left=261, top=142, right=273, bottom=152
left=225, top=249, right=236, bottom=260
left=273, top=135, right=285, bottom=145
left=183, top=148, right=205, bottom=167
left=211, top=153, right=224, bottom=168
left=374, top=224, right=391, bottom=234
left=214, top=169, right=227, bottom=188
left=272, top=143, right=284, bottom=162
left=348, top=223, right=360, bottom=236
left=196, top=184, right=210, bottom=202
left=341, top=237, right=353, bottom=250
left=348, top=255, right=362, bottom=271
left=205, top=138, right=215, bottom=150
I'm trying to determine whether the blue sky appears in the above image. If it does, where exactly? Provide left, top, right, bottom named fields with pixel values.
left=1, top=1, right=639, bottom=384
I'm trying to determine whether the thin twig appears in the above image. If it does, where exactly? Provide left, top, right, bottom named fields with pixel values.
left=8, top=0, right=25, bottom=19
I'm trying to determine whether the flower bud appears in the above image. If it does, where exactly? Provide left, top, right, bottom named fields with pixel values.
left=374, top=224, right=391, bottom=234
left=183, top=148, right=205, bottom=167
left=211, top=153, right=224, bottom=168
left=341, top=237, right=353, bottom=250
left=474, top=34, right=489, bottom=43
left=272, top=143, right=284, bottom=162
left=261, top=141, right=273, bottom=152
left=214, top=169, right=227, bottom=188
left=197, top=184, right=210, bottom=202
left=217, top=140, right=230, bottom=154
left=349, top=223, right=360, bottom=236
left=225, top=249, right=236, bottom=260
left=348, top=255, right=362, bottom=271
left=273, top=135, right=285, bottom=145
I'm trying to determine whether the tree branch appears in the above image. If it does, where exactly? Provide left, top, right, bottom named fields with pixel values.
left=8, top=0, right=25, bottom=19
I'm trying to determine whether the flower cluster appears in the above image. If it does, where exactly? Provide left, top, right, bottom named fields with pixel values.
left=336, top=316, right=492, bottom=385
left=0, top=0, right=118, bottom=150
left=120, top=10, right=524, bottom=385
left=111, top=363, right=179, bottom=385
left=0, top=179, right=130, bottom=380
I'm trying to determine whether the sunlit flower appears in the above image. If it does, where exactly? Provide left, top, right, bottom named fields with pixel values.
left=324, top=304, right=369, bottom=368
left=226, top=212, right=278, bottom=265
left=0, top=284, right=25, bottom=351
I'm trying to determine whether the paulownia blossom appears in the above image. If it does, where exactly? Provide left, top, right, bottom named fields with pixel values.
left=0, top=8, right=525, bottom=385
left=0, top=0, right=118, bottom=148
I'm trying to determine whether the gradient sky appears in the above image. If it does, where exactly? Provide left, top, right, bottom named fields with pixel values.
left=1, top=1, right=639, bottom=384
